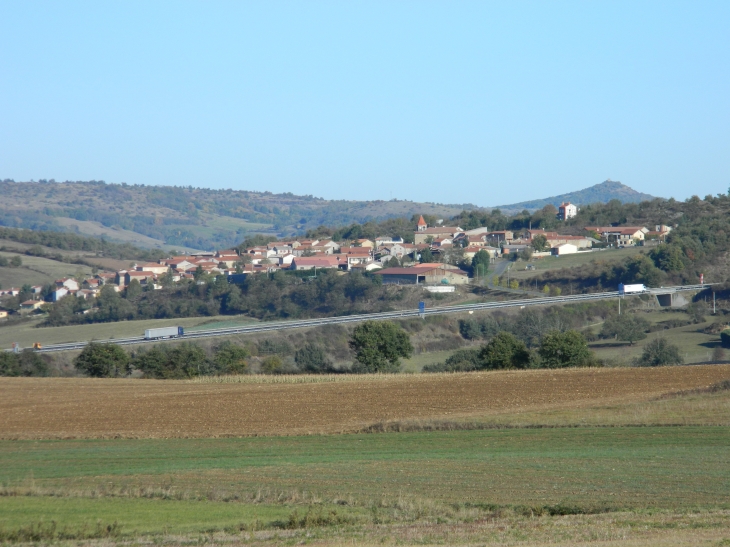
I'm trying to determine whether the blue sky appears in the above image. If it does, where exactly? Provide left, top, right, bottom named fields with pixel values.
left=1, top=1, right=728, bottom=206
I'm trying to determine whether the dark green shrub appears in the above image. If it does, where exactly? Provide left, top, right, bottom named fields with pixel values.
left=294, top=343, right=333, bottom=373
left=130, top=342, right=212, bottom=379
left=214, top=341, right=249, bottom=374
left=538, top=330, right=596, bottom=368
left=74, top=342, right=129, bottom=378
left=478, top=332, right=531, bottom=370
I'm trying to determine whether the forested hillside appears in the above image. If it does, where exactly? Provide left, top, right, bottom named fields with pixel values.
left=1, top=179, right=660, bottom=251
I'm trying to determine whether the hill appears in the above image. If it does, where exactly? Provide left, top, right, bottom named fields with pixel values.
left=0, top=180, right=476, bottom=251
left=493, top=180, right=658, bottom=214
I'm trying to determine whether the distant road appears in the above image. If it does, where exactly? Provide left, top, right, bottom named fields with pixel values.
left=7, top=284, right=707, bottom=354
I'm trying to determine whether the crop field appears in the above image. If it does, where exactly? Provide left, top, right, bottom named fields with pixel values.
left=2, top=365, right=729, bottom=440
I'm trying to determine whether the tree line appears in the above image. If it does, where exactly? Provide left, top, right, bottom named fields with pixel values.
left=39, top=269, right=428, bottom=327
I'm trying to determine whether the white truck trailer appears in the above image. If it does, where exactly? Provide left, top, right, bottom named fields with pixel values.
left=618, top=283, right=646, bottom=295
left=144, top=326, right=184, bottom=340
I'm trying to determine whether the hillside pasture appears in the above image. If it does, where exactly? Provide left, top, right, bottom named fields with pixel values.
left=508, top=246, right=647, bottom=281
left=0, top=250, right=94, bottom=288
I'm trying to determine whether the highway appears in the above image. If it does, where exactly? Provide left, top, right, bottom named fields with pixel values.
left=6, top=284, right=707, bottom=354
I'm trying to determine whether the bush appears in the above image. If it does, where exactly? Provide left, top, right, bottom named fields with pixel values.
left=458, top=319, right=483, bottom=340
left=294, top=343, right=333, bottom=373
left=601, top=314, right=650, bottom=345
left=478, top=332, right=531, bottom=370
left=0, top=350, right=48, bottom=377
left=260, top=355, right=284, bottom=374
left=634, top=338, right=684, bottom=367
left=74, top=342, right=129, bottom=378
left=214, top=341, right=249, bottom=374
left=538, top=330, right=596, bottom=368
left=130, top=342, right=213, bottom=379
left=423, top=348, right=481, bottom=372
left=712, top=346, right=725, bottom=362
left=721, top=330, right=730, bottom=349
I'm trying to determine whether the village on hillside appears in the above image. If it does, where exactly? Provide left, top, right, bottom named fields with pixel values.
left=0, top=211, right=673, bottom=318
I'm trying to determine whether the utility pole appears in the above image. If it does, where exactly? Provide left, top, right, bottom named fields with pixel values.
left=714, top=291, right=716, bottom=314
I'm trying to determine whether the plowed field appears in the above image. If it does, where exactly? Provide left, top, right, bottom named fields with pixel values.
left=1, top=365, right=729, bottom=439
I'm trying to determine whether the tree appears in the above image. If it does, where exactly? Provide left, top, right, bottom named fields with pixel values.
left=531, top=234, right=548, bottom=252
left=542, top=285, right=550, bottom=295
left=158, top=271, right=174, bottom=287
left=125, top=279, right=142, bottom=299
left=295, top=343, right=333, bottom=373
left=471, top=250, right=490, bottom=279
left=538, top=330, right=595, bottom=368
left=649, top=244, right=685, bottom=272
left=74, top=342, right=129, bottom=377
left=419, top=248, right=434, bottom=263
left=601, top=314, right=650, bottom=345
left=635, top=338, right=683, bottom=367
left=214, top=341, right=249, bottom=374
left=9, top=255, right=22, bottom=268
left=350, top=320, right=413, bottom=373
left=478, top=332, right=531, bottom=370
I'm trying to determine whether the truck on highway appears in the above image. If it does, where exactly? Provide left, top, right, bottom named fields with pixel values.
left=618, top=283, right=646, bottom=295
left=144, top=326, right=184, bottom=340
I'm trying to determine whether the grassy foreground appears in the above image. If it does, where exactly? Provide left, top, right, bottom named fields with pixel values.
left=2, top=427, right=729, bottom=510
left=1, top=426, right=729, bottom=544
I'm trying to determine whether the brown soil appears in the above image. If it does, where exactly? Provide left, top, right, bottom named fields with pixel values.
left=1, top=365, right=729, bottom=440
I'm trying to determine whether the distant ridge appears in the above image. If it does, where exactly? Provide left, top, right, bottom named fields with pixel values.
left=492, top=180, right=659, bottom=214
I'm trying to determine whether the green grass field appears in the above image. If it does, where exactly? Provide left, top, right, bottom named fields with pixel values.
left=588, top=312, right=720, bottom=364
left=0, top=315, right=256, bottom=349
left=2, top=427, right=728, bottom=511
left=509, top=247, right=646, bottom=281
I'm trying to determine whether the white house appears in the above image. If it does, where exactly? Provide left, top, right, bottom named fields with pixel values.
left=558, top=202, right=578, bottom=220
left=50, top=287, right=69, bottom=301
left=55, top=278, right=79, bottom=291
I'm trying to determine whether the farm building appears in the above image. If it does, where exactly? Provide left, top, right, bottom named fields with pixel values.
left=19, top=300, right=44, bottom=314
left=290, top=256, right=345, bottom=271
left=375, top=263, right=469, bottom=285
left=552, top=243, right=578, bottom=255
